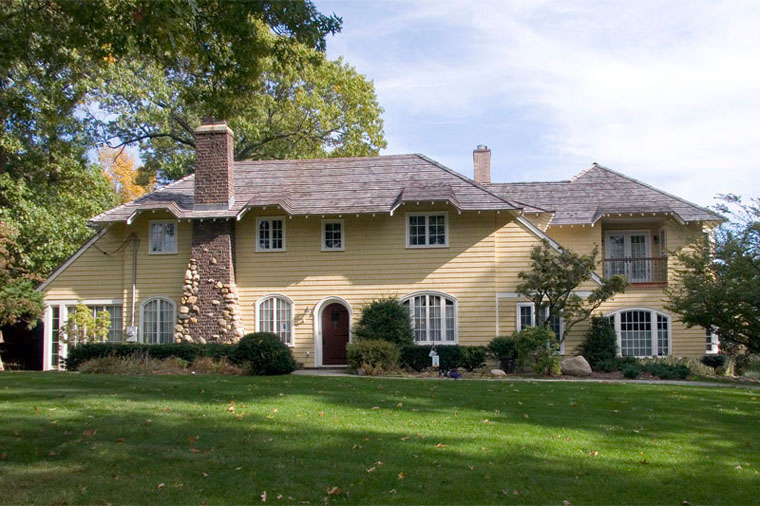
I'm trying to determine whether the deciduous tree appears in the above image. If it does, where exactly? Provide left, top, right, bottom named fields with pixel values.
left=99, top=147, right=153, bottom=203
left=517, top=243, right=627, bottom=344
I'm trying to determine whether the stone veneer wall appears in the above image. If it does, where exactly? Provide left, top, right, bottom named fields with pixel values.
left=175, top=220, right=244, bottom=344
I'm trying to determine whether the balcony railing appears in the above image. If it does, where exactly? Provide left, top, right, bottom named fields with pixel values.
left=604, top=257, right=668, bottom=284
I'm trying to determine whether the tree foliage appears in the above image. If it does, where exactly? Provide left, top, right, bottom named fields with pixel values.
left=666, top=194, right=760, bottom=355
left=354, top=297, right=414, bottom=346
left=517, top=242, right=627, bottom=343
left=64, top=302, right=111, bottom=346
left=99, top=147, right=153, bottom=203
left=0, top=1, right=382, bottom=325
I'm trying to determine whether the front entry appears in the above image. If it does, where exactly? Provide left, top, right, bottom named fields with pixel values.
left=321, top=302, right=349, bottom=365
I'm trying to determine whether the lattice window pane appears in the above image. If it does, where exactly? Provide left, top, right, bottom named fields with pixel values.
left=428, top=215, right=446, bottom=245
left=429, top=296, right=442, bottom=342
left=656, top=314, right=669, bottom=356
left=620, top=310, right=652, bottom=356
left=409, top=216, right=426, bottom=245
left=444, top=299, right=456, bottom=341
left=259, top=220, right=270, bottom=250
left=519, top=305, right=533, bottom=329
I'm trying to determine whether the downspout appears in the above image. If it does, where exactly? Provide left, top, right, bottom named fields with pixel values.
left=130, top=234, right=138, bottom=327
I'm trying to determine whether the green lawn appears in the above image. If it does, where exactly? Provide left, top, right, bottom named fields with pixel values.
left=0, top=373, right=758, bottom=505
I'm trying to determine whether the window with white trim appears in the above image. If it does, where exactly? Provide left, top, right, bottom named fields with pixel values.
left=140, top=297, right=176, bottom=344
left=406, top=212, right=448, bottom=248
left=515, top=302, right=564, bottom=353
left=607, top=309, right=671, bottom=357
left=401, top=292, right=457, bottom=344
left=705, top=327, right=719, bottom=354
left=258, top=295, right=293, bottom=345
left=256, top=217, right=285, bottom=251
left=149, top=221, right=177, bottom=254
left=322, top=219, right=344, bottom=251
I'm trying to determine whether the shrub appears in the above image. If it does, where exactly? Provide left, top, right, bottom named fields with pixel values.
left=398, top=345, right=486, bottom=371
left=595, top=359, right=618, bottom=373
left=642, top=362, right=690, bottom=380
left=65, top=342, right=236, bottom=371
left=78, top=354, right=189, bottom=375
left=353, top=297, right=414, bottom=346
left=487, top=336, right=518, bottom=372
left=346, top=340, right=400, bottom=375
left=700, top=354, right=727, bottom=369
left=234, top=333, right=297, bottom=375
left=514, top=326, right=559, bottom=375
left=459, top=347, right=487, bottom=371
left=621, top=362, right=642, bottom=379
left=579, top=317, right=618, bottom=370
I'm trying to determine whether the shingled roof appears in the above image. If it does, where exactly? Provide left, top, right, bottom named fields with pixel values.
left=90, top=154, right=520, bottom=224
left=486, top=163, right=722, bottom=225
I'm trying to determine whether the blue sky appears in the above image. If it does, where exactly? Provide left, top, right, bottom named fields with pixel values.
left=316, top=0, right=760, bottom=207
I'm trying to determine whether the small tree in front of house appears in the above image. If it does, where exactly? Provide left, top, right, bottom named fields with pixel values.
left=64, top=302, right=111, bottom=350
left=354, top=297, right=414, bottom=346
left=517, top=242, right=627, bottom=347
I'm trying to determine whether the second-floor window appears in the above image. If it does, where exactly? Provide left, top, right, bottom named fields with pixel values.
left=149, top=221, right=177, bottom=254
left=257, top=217, right=285, bottom=252
left=322, top=219, right=344, bottom=251
left=407, top=212, right=448, bottom=248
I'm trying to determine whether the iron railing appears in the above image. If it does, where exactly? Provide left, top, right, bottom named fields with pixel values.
left=604, top=257, right=668, bottom=284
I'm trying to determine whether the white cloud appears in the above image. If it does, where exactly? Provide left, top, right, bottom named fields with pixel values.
left=320, top=0, right=760, bottom=205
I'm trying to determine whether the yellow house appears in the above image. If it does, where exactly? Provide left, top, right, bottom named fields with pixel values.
left=38, top=122, right=723, bottom=370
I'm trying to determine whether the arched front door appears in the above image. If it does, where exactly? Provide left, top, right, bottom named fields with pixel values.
left=321, top=302, right=349, bottom=365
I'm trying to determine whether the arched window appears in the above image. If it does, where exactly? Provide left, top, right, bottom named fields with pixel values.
left=606, top=308, right=670, bottom=357
left=140, top=297, right=176, bottom=344
left=257, top=295, right=293, bottom=345
left=401, top=292, right=457, bottom=344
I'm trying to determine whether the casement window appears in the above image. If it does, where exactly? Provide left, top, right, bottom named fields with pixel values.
left=257, top=295, right=294, bottom=345
left=140, top=297, right=176, bottom=344
left=705, top=327, right=720, bottom=354
left=515, top=302, right=564, bottom=353
left=149, top=220, right=177, bottom=254
left=256, top=217, right=285, bottom=252
left=322, top=219, right=344, bottom=251
left=406, top=212, right=448, bottom=248
left=606, top=309, right=671, bottom=357
left=401, top=292, right=457, bottom=344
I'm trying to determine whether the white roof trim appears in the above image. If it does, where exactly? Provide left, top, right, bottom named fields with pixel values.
left=515, top=215, right=603, bottom=286
left=37, top=226, right=110, bottom=292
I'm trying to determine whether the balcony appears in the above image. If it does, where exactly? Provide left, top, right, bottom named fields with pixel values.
left=604, top=257, right=668, bottom=285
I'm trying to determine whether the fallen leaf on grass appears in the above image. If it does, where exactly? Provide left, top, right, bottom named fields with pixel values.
left=201, top=472, right=208, bottom=478
left=366, top=467, right=376, bottom=474
left=396, top=402, right=403, bottom=408
left=467, top=465, right=475, bottom=471
left=398, top=472, right=407, bottom=480
left=389, top=489, right=396, bottom=494
left=157, top=483, right=165, bottom=490
left=227, top=401, right=235, bottom=413
left=326, top=486, right=342, bottom=496
left=589, top=451, right=599, bottom=456
left=513, top=490, right=520, bottom=496
left=400, top=436, right=409, bottom=441
left=48, top=450, right=57, bottom=457
left=319, top=411, right=325, bottom=417
left=272, top=408, right=278, bottom=414
left=83, top=429, right=96, bottom=437
left=188, top=435, right=198, bottom=444
left=563, top=500, right=571, bottom=506
left=436, top=443, right=447, bottom=448
left=116, top=438, right=125, bottom=444
left=260, top=491, right=266, bottom=502
left=640, top=459, right=648, bottom=465
left=190, top=448, right=201, bottom=453
left=523, top=413, right=529, bottom=419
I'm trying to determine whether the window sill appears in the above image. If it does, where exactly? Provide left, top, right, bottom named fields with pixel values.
left=148, top=251, right=178, bottom=255
left=255, top=249, right=286, bottom=253
left=405, top=244, right=449, bottom=249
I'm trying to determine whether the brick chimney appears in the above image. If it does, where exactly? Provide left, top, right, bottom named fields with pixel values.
left=194, top=120, right=235, bottom=209
left=175, top=120, right=244, bottom=345
left=473, top=144, right=491, bottom=183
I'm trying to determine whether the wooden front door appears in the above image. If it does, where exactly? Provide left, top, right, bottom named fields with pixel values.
left=322, top=303, right=349, bottom=365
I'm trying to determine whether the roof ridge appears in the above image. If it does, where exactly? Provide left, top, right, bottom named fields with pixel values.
left=414, top=154, right=522, bottom=210
left=235, top=153, right=417, bottom=165
left=576, top=162, right=722, bottom=220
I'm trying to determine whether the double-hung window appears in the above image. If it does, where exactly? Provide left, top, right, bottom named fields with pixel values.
left=149, top=221, right=177, bottom=254
left=406, top=212, right=448, bottom=248
left=401, top=292, right=457, bottom=344
left=322, top=219, right=344, bottom=251
left=257, top=217, right=285, bottom=252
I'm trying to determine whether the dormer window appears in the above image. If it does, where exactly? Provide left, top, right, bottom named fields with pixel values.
left=406, top=212, right=448, bottom=248
left=149, top=220, right=177, bottom=254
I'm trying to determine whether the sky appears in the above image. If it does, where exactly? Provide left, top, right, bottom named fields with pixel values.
left=315, top=0, right=760, bottom=207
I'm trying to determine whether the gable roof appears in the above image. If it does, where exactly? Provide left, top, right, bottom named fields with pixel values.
left=486, top=163, right=722, bottom=225
left=90, top=154, right=520, bottom=224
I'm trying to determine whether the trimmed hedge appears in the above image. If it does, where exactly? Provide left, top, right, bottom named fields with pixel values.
left=353, top=297, right=414, bottom=346
left=234, top=332, right=297, bottom=375
left=399, top=345, right=487, bottom=371
left=346, top=340, right=399, bottom=374
left=65, top=343, right=235, bottom=371
left=487, top=336, right=518, bottom=372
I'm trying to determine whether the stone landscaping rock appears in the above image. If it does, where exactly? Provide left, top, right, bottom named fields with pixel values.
left=560, top=356, right=592, bottom=376
left=490, top=369, right=507, bottom=377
